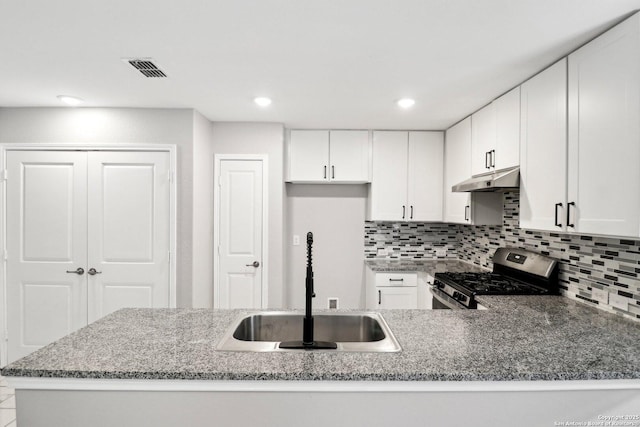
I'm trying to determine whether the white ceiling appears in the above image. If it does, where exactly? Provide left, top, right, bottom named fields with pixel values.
left=1, top=0, right=640, bottom=130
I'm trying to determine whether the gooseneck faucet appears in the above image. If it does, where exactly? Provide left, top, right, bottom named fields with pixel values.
left=303, top=232, right=316, bottom=346
left=279, top=232, right=337, bottom=350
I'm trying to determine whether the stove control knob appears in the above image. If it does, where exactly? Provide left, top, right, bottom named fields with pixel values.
left=452, top=291, right=460, bottom=300
left=435, top=281, right=444, bottom=289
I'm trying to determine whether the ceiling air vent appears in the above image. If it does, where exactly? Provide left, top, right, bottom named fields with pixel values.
left=126, top=59, right=167, bottom=78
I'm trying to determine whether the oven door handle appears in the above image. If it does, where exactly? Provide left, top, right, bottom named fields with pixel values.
left=430, top=286, right=467, bottom=310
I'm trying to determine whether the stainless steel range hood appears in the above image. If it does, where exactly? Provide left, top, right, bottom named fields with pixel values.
left=452, top=166, right=520, bottom=192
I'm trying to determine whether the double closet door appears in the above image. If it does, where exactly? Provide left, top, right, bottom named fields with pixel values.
left=6, top=150, right=170, bottom=362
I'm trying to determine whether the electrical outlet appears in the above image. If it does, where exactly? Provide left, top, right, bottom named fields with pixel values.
left=293, top=235, right=300, bottom=246
left=328, top=298, right=339, bottom=309
left=609, top=293, right=629, bottom=310
left=591, top=288, right=609, bottom=304
left=435, top=248, right=447, bottom=257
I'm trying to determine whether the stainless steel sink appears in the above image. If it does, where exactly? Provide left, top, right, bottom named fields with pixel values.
left=216, top=312, right=401, bottom=352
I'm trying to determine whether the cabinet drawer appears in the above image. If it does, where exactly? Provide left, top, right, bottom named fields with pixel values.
left=374, top=273, right=417, bottom=287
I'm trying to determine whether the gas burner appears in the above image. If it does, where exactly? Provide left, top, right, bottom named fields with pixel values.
left=432, top=248, right=559, bottom=309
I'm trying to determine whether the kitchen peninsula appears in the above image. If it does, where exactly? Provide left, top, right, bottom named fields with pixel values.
left=3, top=295, right=640, bottom=427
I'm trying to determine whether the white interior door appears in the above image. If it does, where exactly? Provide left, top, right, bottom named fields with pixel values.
left=216, top=159, right=264, bottom=309
left=6, top=151, right=88, bottom=362
left=87, top=151, right=170, bottom=322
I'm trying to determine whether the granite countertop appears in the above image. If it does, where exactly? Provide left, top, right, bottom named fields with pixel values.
left=3, top=296, right=640, bottom=382
left=365, top=258, right=488, bottom=274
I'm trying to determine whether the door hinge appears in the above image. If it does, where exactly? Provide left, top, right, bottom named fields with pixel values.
left=3, top=249, right=7, bottom=261
left=217, top=245, right=221, bottom=255
left=218, top=176, right=222, bottom=187
left=168, top=251, right=171, bottom=264
left=0, top=170, right=6, bottom=182
left=168, top=170, right=174, bottom=183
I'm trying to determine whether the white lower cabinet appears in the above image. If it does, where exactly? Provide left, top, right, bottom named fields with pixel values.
left=366, top=270, right=418, bottom=309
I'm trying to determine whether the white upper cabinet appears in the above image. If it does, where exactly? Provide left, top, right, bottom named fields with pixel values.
left=471, top=103, right=495, bottom=176
left=408, top=132, right=443, bottom=221
left=494, top=87, right=521, bottom=170
left=369, top=131, right=410, bottom=220
left=567, top=13, right=640, bottom=237
left=287, top=130, right=370, bottom=183
left=329, top=130, right=370, bottom=182
left=444, top=118, right=502, bottom=226
left=288, top=130, right=329, bottom=182
left=471, top=87, right=521, bottom=176
left=369, top=131, right=443, bottom=221
left=520, top=59, right=568, bottom=232
left=445, top=117, right=473, bottom=223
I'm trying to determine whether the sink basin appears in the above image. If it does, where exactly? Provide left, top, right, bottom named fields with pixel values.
left=217, top=312, right=401, bottom=352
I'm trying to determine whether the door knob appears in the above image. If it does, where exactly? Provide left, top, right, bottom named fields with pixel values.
left=88, top=268, right=102, bottom=275
left=66, top=267, right=85, bottom=275
left=246, top=261, right=260, bottom=268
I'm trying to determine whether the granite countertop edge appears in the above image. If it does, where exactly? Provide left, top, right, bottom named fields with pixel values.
left=3, top=260, right=640, bottom=383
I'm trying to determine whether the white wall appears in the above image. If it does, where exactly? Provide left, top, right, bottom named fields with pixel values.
left=0, top=107, right=195, bottom=307
left=203, top=122, right=285, bottom=308
left=191, top=111, right=214, bottom=307
left=285, top=184, right=367, bottom=309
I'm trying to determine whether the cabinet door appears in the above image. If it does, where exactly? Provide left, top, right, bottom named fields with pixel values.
left=369, top=131, right=408, bottom=220
left=329, top=130, right=370, bottom=182
left=376, top=287, right=417, bottom=309
left=471, top=103, right=496, bottom=176
left=444, top=118, right=472, bottom=224
left=520, top=59, right=567, bottom=231
left=288, top=130, right=329, bottom=182
left=494, top=86, right=521, bottom=170
left=408, top=131, right=443, bottom=221
left=568, top=14, right=640, bottom=237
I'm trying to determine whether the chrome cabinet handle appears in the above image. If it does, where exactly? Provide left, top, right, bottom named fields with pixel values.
left=491, top=149, right=496, bottom=167
left=410, top=205, right=414, bottom=219
left=402, top=205, right=406, bottom=219
left=88, top=268, right=102, bottom=275
left=464, top=205, right=470, bottom=221
left=485, top=151, right=490, bottom=169
left=324, top=166, right=327, bottom=179
left=331, top=165, right=335, bottom=179
left=246, top=261, right=260, bottom=268
left=66, top=267, right=85, bottom=275
left=378, top=290, right=381, bottom=305
left=389, top=278, right=404, bottom=282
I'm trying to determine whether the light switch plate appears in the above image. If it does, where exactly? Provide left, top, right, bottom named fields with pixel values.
left=592, top=288, right=609, bottom=304
left=609, top=293, right=629, bottom=310
left=293, top=235, right=300, bottom=246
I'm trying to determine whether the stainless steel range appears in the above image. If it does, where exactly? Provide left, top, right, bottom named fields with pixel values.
left=432, top=248, right=559, bottom=309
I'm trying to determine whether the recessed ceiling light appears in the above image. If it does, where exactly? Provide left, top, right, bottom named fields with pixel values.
left=397, top=98, right=416, bottom=109
left=57, top=95, right=84, bottom=107
left=254, top=97, right=272, bottom=107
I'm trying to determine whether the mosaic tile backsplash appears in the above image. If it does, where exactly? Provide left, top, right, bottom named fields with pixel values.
left=365, top=191, right=640, bottom=321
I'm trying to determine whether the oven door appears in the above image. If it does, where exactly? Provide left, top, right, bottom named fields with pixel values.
left=430, top=286, right=469, bottom=310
